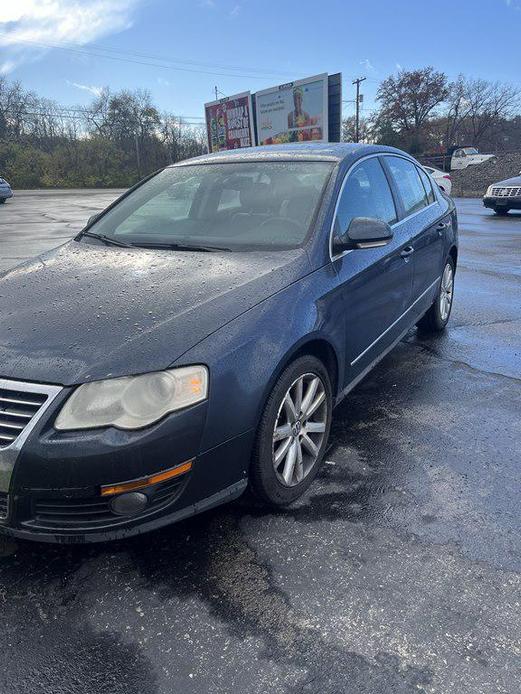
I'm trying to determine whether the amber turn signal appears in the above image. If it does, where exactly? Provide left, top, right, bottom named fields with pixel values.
left=100, top=460, right=193, bottom=497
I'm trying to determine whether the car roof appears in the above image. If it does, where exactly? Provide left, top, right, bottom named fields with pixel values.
left=171, top=142, right=411, bottom=167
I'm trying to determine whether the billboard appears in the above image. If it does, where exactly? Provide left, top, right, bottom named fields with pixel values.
left=255, top=74, right=329, bottom=146
left=204, top=91, right=255, bottom=153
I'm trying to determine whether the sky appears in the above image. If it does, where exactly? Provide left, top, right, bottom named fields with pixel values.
left=1, top=0, right=521, bottom=124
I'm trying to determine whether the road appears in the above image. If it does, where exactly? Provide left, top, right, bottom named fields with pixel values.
left=0, top=191, right=520, bottom=694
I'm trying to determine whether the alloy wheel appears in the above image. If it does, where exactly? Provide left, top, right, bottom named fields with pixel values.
left=272, top=373, right=328, bottom=487
left=439, top=262, right=454, bottom=321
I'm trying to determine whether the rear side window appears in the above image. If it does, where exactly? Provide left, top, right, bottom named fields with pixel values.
left=417, top=166, right=436, bottom=204
left=385, top=157, right=429, bottom=217
left=335, top=157, right=397, bottom=235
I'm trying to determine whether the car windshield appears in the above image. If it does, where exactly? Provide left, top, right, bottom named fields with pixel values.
left=82, top=161, right=334, bottom=251
left=463, top=147, right=479, bottom=155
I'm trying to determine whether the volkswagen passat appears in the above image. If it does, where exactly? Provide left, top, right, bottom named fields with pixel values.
left=0, top=144, right=457, bottom=543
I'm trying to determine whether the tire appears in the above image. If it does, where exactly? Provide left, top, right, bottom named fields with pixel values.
left=250, top=355, right=333, bottom=507
left=416, top=257, right=455, bottom=333
left=0, top=199, right=5, bottom=204
left=494, top=208, right=509, bottom=216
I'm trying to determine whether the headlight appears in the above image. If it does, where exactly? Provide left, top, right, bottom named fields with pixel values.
left=55, top=366, right=208, bottom=431
left=485, top=185, right=494, bottom=196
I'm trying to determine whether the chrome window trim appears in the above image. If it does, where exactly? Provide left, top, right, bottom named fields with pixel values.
left=350, top=275, right=441, bottom=367
left=329, top=152, right=440, bottom=262
left=0, top=377, right=63, bottom=496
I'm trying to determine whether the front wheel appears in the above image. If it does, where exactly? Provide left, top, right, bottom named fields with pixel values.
left=494, top=208, right=509, bottom=216
left=417, top=257, right=455, bottom=333
left=250, top=355, right=332, bottom=507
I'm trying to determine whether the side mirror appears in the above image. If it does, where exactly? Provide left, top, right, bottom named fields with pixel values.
left=86, top=213, right=100, bottom=227
left=333, top=217, right=393, bottom=254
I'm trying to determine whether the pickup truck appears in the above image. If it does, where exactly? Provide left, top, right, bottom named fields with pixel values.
left=450, top=147, right=496, bottom=171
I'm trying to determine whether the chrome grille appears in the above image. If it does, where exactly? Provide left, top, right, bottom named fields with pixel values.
left=0, top=387, right=48, bottom=448
left=491, top=186, right=521, bottom=198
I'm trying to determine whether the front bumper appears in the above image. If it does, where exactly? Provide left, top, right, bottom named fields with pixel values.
left=483, top=195, right=521, bottom=210
left=0, top=382, right=252, bottom=543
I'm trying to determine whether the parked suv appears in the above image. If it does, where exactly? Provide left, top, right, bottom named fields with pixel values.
left=0, top=143, right=458, bottom=543
left=483, top=173, right=521, bottom=215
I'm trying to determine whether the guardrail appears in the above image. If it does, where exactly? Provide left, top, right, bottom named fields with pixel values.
left=416, top=154, right=451, bottom=172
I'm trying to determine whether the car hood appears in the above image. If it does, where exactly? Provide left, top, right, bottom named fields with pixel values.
left=490, top=175, right=521, bottom=187
left=0, top=241, right=309, bottom=385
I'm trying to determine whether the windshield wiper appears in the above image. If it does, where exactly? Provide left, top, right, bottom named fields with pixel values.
left=80, top=230, right=134, bottom=248
left=134, top=241, right=232, bottom=252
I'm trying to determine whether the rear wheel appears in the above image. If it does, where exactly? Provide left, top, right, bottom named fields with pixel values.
left=417, top=257, right=455, bottom=333
left=250, top=355, right=332, bottom=507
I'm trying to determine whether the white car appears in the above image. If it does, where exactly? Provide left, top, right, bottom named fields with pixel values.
left=424, top=166, right=452, bottom=196
left=450, top=147, right=495, bottom=171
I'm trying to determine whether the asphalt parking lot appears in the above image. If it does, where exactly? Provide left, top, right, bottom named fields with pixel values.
left=0, top=191, right=520, bottom=694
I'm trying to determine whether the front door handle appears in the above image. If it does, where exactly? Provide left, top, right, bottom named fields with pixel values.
left=400, top=246, right=415, bottom=258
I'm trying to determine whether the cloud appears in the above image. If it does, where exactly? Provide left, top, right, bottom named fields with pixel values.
left=66, top=80, right=103, bottom=97
left=230, top=4, right=240, bottom=16
left=359, top=58, right=375, bottom=73
left=0, top=1, right=140, bottom=72
left=0, top=60, right=17, bottom=75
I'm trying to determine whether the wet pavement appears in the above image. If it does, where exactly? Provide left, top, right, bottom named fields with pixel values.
left=0, top=192, right=520, bottom=694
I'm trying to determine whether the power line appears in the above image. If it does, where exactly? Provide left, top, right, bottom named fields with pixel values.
left=80, top=41, right=304, bottom=79
left=0, top=33, right=300, bottom=82
left=1, top=107, right=205, bottom=126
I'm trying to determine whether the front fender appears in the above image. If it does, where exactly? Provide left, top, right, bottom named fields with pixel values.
left=173, top=264, right=345, bottom=452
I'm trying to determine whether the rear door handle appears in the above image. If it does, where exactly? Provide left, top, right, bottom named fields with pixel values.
left=400, top=246, right=415, bottom=258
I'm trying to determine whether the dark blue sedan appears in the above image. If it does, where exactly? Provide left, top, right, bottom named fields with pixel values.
left=0, top=143, right=457, bottom=543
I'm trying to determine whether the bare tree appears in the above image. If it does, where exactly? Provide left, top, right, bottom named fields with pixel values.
left=0, top=77, right=39, bottom=140
left=463, top=79, right=520, bottom=147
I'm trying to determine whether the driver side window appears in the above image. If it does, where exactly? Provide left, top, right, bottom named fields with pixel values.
left=334, top=157, right=397, bottom=238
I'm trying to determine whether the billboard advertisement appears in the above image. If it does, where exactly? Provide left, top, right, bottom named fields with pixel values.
left=255, top=74, right=329, bottom=146
left=204, top=91, right=255, bottom=153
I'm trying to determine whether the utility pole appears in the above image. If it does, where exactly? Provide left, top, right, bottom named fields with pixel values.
left=215, top=85, right=218, bottom=101
left=134, top=132, right=141, bottom=179
left=352, top=77, right=366, bottom=143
